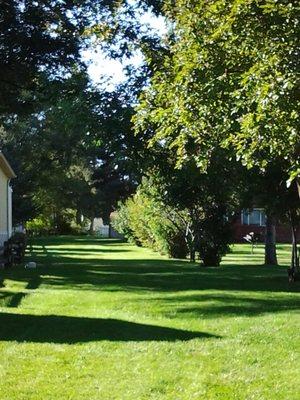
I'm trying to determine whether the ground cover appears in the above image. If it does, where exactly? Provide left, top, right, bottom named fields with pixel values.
left=0, top=237, right=299, bottom=399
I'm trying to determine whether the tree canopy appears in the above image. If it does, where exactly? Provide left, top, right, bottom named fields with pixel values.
left=135, top=0, right=299, bottom=187
left=1, top=0, right=298, bottom=266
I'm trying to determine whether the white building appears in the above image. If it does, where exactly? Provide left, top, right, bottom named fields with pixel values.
left=0, top=152, right=16, bottom=245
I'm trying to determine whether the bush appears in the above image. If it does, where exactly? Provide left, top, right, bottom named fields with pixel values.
left=113, top=180, right=188, bottom=258
left=112, top=201, right=141, bottom=246
left=26, top=209, right=87, bottom=236
left=167, top=231, right=188, bottom=259
left=196, top=206, right=233, bottom=267
left=113, top=177, right=232, bottom=265
left=26, top=216, right=52, bottom=236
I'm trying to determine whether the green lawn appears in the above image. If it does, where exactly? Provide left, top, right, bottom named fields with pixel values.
left=0, top=237, right=299, bottom=400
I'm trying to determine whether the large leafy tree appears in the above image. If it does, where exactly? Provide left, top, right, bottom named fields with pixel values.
left=134, top=0, right=299, bottom=269
left=135, top=0, right=299, bottom=190
left=0, top=72, right=97, bottom=224
left=86, top=89, right=144, bottom=225
left=149, top=152, right=247, bottom=266
left=0, top=0, right=142, bottom=115
left=1, top=72, right=143, bottom=229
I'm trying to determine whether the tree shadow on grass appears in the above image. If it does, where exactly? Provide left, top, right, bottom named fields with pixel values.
left=4, top=252, right=299, bottom=294
left=46, top=258, right=299, bottom=293
left=31, top=237, right=125, bottom=246
left=0, top=292, right=16, bottom=307
left=156, top=293, right=300, bottom=319
left=0, top=312, right=219, bottom=343
left=44, top=248, right=132, bottom=254
left=5, top=237, right=298, bottom=295
left=0, top=276, right=43, bottom=308
left=72, top=238, right=125, bottom=246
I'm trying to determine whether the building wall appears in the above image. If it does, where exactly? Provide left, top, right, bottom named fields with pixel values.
left=93, top=218, right=124, bottom=239
left=232, top=215, right=298, bottom=243
left=0, top=167, right=9, bottom=245
left=8, top=185, right=12, bottom=237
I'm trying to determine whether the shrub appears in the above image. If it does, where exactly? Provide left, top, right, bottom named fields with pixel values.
left=113, top=179, right=188, bottom=258
left=196, top=206, right=233, bottom=267
left=114, top=177, right=232, bottom=265
left=112, top=201, right=141, bottom=245
left=26, top=216, right=52, bottom=236
left=167, top=231, right=188, bottom=259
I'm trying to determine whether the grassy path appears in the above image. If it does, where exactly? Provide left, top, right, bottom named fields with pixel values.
left=0, top=237, right=299, bottom=399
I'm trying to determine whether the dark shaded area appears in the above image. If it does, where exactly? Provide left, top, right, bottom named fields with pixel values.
left=0, top=313, right=218, bottom=343
left=157, top=293, right=300, bottom=319
left=26, top=276, right=42, bottom=290
left=2, top=237, right=298, bottom=295
left=5, top=276, right=42, bottom=308
left=45, top=248, right=132, bottom=254
left=72, top=238, right=125, bottom=246
left=6, top=292, right=27, bottom=308
left=0, top=291, right=15, bottom=307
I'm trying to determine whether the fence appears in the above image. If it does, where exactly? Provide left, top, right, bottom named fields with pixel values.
left=97, top=225, right=124, bottom=239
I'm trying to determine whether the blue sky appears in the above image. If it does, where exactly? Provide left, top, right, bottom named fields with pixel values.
left=81, top=11, right=167, bottom=88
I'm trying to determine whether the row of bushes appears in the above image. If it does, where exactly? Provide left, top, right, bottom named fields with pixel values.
left=112, top=187, right=189, bottom=259
left=25, top=210, right=89, bottom=236
left=112, top=179, right=232, bottom=265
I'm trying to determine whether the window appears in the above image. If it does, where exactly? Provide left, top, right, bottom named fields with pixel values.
left=249, top=209, right=261, bottom=225
left=241, top=209, right=266, bottom=226
left=241, top=210, right=250, bottom=225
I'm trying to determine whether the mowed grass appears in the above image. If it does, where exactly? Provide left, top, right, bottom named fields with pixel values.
left=0, top=237, right=299, bottom=400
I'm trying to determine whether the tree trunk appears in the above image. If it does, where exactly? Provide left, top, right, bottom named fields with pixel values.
left=76, top=210, right=82, bottom=225
left=186, top=237, right=195, bottom=262
left=264, top=214, right=278, bottom=265
left=89, top=217, right=95, bottom=235
left=290, top=211, right=299, bottom=271
left=185, top=223, right=196, bottom=262
left=190, top=247, right=196, bottom=262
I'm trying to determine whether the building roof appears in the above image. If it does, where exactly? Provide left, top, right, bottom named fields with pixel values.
left=0, top=152, right=16, bottom=178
